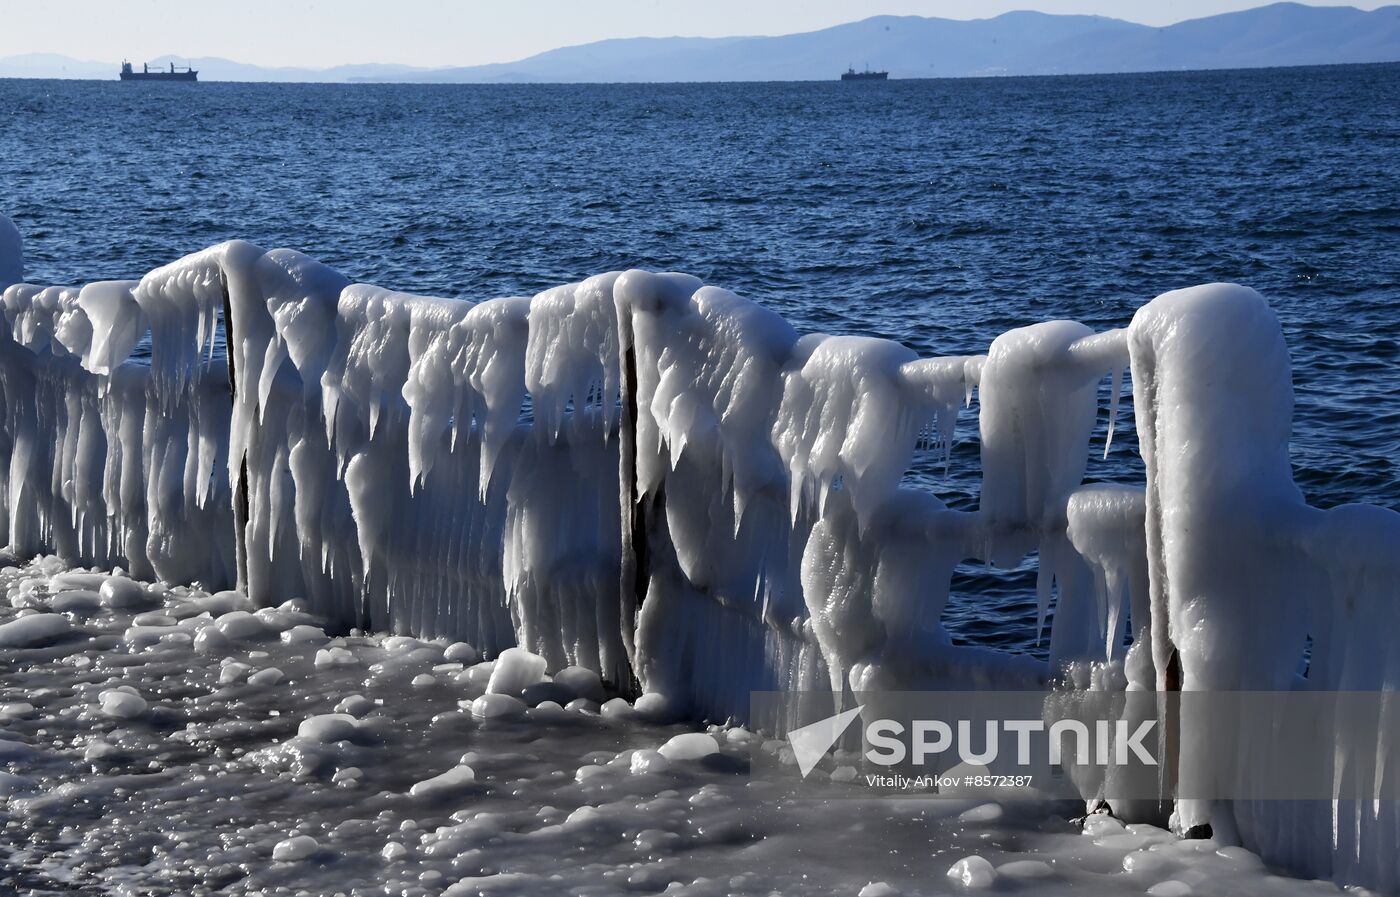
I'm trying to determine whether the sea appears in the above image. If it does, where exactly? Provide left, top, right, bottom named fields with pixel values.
left=1, top=63, right=1397, bottom=655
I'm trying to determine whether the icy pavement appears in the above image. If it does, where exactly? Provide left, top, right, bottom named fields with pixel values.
left=0, top=558, right=1357, bottom=897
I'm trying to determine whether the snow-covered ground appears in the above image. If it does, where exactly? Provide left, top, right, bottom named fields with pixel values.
left=0, top=558, right=1357, bottom=897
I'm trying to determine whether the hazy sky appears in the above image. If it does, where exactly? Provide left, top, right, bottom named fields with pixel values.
left=1, top=1, right=1392, bottom=68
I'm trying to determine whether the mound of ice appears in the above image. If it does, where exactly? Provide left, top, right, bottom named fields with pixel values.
left=247, top=667, right=284, bottom=687
left=997, top=860, right=1053, bottom=879
left=50, top=590, right=101, bottom=616
left=0, top=613, right=71, bottom=648
left=315, top=647, right=359, bottom=669
left=552, top=665, right=605, bottom=702
left=193, top=627, right=231, bottom=655
left=0, top=702, right=36, bottom=722
left=658, top=732, right=720, bottom=761
left=629, top=750, right=671, bottom=775
left=600, top=697, right=637, bottom=722
left=485, top=647, right=547, bottom=696
left=946, top=855, right=997, bottom=889
left=98, top=689, right=147, bottom=719
left=99, top=577, right=149, bottom=608
left=443, top=641, right=480, bottom=664
left=272, top=835, right=319, bottom=862
left=281, top=625, right=327, bottom=645
left=215, top=611, right=270, bottom=641
left=47, top=572, right=109, bottom=592
left=409, top=764, right=476, bottom=799
left=297, top=714, right=360, bottom=744
left=470, top=694, right=526, bottom=720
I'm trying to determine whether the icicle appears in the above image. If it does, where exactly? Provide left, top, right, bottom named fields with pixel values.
left=525, top=273, right=623, bottom=442
left=774, top=334, right=919, bottom=532
left=457, top=297, right=529, bottom=495
left=900, top=355, right=975, bottom=474
left=1104, top=365, right=1123, bottom=458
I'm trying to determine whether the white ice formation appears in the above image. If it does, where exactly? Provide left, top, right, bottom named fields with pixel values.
left=1, top=214, right=1398, bottom=889
left=0, top=255, right=235, bottom=586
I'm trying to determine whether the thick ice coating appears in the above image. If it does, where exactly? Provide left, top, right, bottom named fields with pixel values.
left=2, top=212, right=1399, bottom=891
left=1065, top=484, right=1150, bottom=676
left=1121, top=283, right=1400, bottom=888
left=525, top=272, right=623, bottom=441
left=775, top=334, right=920, bottom=528
left=0, top=229, right=237, bottom=586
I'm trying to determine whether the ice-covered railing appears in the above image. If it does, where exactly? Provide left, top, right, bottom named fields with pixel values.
left=0, top=219, right=235, bottom=585
left=214, top=245, right=627, bottom=684
left=612, top=272, right=1400, bottom=888
left=612, top=272, right=1107, bottom=722
left=3, top=214, right=1400, bottom=889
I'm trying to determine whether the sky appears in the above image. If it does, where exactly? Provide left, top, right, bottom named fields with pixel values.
left=0, top=0, right=1393, bottom=69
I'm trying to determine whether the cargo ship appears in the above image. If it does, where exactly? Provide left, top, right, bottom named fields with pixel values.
left=840, top=67, right=888, bottom=81
left=119, top=61, right=198, bottom=82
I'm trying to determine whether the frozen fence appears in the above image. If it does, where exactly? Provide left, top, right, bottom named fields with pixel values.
left=0, top=219, right=235, bottom=586
left=2, top=214, right=1399, bottom=889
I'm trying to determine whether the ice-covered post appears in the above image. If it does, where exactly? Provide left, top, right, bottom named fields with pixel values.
left=147, top=239, right=284, bottom=600
left=1128, top=283, right=1313, bottom=836
left=976, top=321, right=1128, bottom=666
left=219, top=269, right=252, bottom=591
left=613, top=270, right=702, bottom=697
left=614, top=303, right=647, bottom=697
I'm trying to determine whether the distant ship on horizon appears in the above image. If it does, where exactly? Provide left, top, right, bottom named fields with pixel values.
left=841, top=66, right=888, bottom=81
left=119, top=60, right=198, bottom=82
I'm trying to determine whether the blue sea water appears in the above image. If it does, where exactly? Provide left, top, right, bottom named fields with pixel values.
left=1, top=65, right=1397, bottom=654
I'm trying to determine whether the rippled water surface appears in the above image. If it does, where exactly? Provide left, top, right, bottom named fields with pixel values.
left=2, top=66, right=1397, bottom=654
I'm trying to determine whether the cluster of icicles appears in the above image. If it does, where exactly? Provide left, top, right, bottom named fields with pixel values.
left=2, top=214, right=1398, bottom=889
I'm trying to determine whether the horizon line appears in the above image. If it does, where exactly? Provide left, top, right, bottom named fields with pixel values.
left=3, top=1, right=1397, bottom=75
left=2, top=60, right=1395, bottom=87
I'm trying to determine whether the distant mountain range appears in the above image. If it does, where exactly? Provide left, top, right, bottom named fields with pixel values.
left=3, top=3, right=1398, bottom=83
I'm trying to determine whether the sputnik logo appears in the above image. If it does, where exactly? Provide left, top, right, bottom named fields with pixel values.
left=786, top=705, right=863, bottom=778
